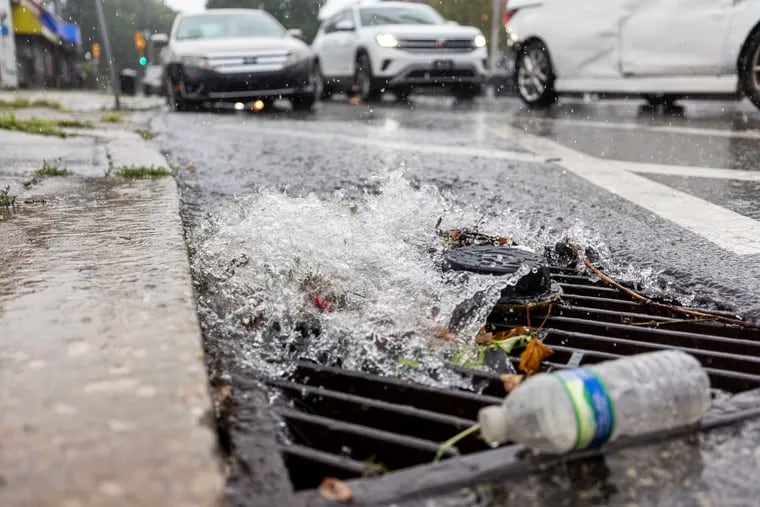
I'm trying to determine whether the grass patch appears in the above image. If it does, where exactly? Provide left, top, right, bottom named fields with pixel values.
left=0, top=97, right=63, bottom=110
left=0, top=186, right=17, bottom=208
left=0, top=113, right=93, bottom=137
left=113, top=165, right=176, bottom=180
left=35, top=160, right=68, bottom=177
left=101, top=112, right=126, bottom=123
left=136, top=128, right=157, bottom=140
left=56, top=118, right=94, bottom=129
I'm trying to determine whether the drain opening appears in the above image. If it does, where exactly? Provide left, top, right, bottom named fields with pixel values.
left=265, top=247, right=760, bottom=492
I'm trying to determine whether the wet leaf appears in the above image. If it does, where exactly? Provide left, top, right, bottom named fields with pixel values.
left=214, top=384, right=232, bottom=405
left=492, top=326, right=530, bottom=341
left=475, top=327, right=493, bottom=345
left=519, top=337, right=554, bottom=376
left=319, top=477, right=353, bottom=503
left=497, top=236, right=511, bottom=246
left=434, top=327, right=458, bottom=341
left=500, top=373, right=525, bottom=392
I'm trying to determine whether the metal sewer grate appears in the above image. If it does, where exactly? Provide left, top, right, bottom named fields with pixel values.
left=263, top=266, right=760, bottom=493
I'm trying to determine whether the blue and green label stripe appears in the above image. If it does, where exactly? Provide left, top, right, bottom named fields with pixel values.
left=555, top=368, right=615, bottom=450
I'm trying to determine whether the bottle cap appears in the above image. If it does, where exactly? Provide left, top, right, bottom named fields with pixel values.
left=478, top=405, right=509, bottom=445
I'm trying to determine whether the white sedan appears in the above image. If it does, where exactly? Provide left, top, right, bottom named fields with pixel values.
left=504, top=0, right=760, bottom=110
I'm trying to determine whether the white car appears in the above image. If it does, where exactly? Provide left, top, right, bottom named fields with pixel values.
left=312, top=1, right=488, bottom=100
left=504, top=0, right=760, bottom=110
left=162, top=9, right=320, bottom=111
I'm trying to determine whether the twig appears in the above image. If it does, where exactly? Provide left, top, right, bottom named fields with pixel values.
left=434, top=423, right=481, bottom=462
left=566, top=242, right=760, bottom=330
left=630, top=317, right=714, bottom=328
left=525, top=306, right=532, bottom=330
left=536, top=304, right=554, bottom=332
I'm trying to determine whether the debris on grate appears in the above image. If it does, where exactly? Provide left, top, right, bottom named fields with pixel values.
left=266, top=246, right=760, bottom=494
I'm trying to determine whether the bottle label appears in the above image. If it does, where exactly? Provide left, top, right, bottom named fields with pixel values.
left=555, top=368, right=615, bottom=450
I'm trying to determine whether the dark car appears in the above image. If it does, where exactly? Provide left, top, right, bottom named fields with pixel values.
left=162, top=9, right=321, bottom=111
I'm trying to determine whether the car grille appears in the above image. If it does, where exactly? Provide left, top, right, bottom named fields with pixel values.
left=259, top=264, right=760, bottom=498
left=207, top=51, right=290, bottom=74
left=397, top=38, right=476, bottom=52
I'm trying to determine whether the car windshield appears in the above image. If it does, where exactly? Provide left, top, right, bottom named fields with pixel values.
left=176, top=12, right=286, bottom=40
left=359, top=5, right=445, bottom=26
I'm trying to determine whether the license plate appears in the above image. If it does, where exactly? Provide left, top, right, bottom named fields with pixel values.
left=433, top=60, right=454, bottom=70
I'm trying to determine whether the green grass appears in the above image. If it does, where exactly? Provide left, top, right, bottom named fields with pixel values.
left=56, top=118, right=94, bottom=129
left=0, top=97, right=63, bottom=110
left=35, top=160, right=68, bottom=177
left=136, top=129, right=157, bottom=140
left=0, top=186, right=16, bottom=208
left=113, top=165, right=176, bottom=180
left=101, top=112, right=126, bottom=123
left=0, top=113, right=93, bottom=137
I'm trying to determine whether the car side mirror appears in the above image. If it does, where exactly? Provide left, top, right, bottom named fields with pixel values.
left=287, top=28, right=305, bottom=41
left=335, top=19, right=355, bottom=32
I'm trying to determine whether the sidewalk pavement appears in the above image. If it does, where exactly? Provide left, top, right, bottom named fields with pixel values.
left=0, top=91, right=224, bottom=507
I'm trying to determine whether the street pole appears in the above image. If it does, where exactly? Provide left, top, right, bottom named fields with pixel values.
left=489, top=0, right=501, bottom=75
left=94, top=0, right=120, bottom=110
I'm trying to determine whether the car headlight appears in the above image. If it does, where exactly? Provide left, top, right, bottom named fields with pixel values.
left=474, top=35, right=487, bottom=48
left=181, top=55, right=210, bottom=69
left=376, top=34, right=399, bottom=48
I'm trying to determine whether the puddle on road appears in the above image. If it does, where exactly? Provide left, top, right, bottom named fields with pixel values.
left=190, top=171, right=685, bottom=386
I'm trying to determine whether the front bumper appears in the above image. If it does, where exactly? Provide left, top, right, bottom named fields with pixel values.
left=174, top=60, right=315, bottom=101
left=368, top=47, right=488, bottom=87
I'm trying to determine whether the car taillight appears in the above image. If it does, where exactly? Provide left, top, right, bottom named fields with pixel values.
left=502, top=8, right=519, bottom=26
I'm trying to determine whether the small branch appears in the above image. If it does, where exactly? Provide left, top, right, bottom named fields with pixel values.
left=566, top=242, right=760, bottom=330
left=434, top=423, right=481, bottom=462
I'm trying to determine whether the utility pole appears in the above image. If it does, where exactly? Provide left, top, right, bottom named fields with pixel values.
left=94, top=0, right=120, bottom=110
left=489, top=0, right=501, bottom=75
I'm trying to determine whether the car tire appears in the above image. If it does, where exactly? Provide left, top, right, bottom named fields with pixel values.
left=293, top=65, right=321, bottom=111
left=317, top=63, right=333, bottom=100
left=352, top=53, right=380, bottom=101
left=739, top=30, right=760, bottom=111
left=516, top=40, right=557, bottom=108
left=166, top=79, right=190, bottom=112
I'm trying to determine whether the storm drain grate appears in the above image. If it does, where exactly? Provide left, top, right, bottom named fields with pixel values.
left=263, top=266, right=760, bottom=492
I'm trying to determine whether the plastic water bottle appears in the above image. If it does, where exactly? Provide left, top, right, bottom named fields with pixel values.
left=478, top=350, right=711, bottom=453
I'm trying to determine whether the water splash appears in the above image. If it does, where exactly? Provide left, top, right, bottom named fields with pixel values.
left=190, top=172, right=692, bottom=385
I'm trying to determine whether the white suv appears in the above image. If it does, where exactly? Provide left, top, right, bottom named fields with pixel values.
left=312, top=1, right=488, bottom=100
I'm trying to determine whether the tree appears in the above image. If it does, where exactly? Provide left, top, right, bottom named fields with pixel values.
left=63, top=0, right=177, bottom=76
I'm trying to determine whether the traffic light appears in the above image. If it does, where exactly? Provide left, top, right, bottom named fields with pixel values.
left=139, top=56, right=147, bottom=66
left=92, top=43, right=101, bottom=61
left=134, top=32, right=146, bottom=51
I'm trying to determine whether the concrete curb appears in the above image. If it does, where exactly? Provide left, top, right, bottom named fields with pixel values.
left=0, top=100, right=224, bottom=506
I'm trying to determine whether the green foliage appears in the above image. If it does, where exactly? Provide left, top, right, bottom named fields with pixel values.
left=136, top=129, right=157, bottom=140
left=0, top=98, right=63, bottom=110
left=36, top=160, right=69, bottom=177
left=101, top=112, right=126, bottom=123
left=0, top=186, right=16, bottom=209
left=114, top=165, right=176, bottom=180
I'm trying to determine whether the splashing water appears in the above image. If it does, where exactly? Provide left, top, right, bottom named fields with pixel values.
left=191, top=172, right=667, bottom=385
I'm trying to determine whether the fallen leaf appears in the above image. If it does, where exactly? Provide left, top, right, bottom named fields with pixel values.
left=500, top=373, right=525, bottom=392
left=434, top=327, right=458, bottom=341
left=214, top=384, right=232, bottom=405
left=475, top=327, right=493, bottom=345
left=492, top=326, right=530, bottom=341
left=497, top=236, right=511, bottom=246
left=519, top=337, right=554, bottom=376
left=319, top=477, right=353, bottom=503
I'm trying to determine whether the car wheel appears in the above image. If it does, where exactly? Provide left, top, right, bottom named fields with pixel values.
left=516, top=40, right=557, bottom=108
left=293, top=66, right=322, bottom=111
left=739, top=30, right=760, bottom=111
left=166, top=79, right=189, bottom=112
left=318, top=63, right=333, bottom=100
left=352, top=53, right=380, bottom=101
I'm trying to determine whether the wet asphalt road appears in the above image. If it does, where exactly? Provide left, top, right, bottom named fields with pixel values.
left=152, top=95, right=760, bottom=506
left=156, top=95, right=760, bottom=317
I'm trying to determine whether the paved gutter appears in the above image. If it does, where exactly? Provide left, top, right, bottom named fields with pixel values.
left=0, top=92, right=224, bottom=506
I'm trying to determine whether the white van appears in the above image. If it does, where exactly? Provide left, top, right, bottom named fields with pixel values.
left=504, top=0, right=760, bottom=110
